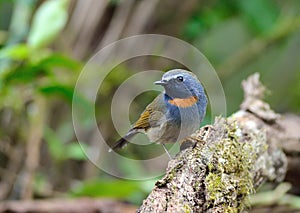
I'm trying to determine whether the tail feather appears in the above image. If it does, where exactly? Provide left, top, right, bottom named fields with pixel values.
left=110, top=137, right=129, bottom=151
left=109, top=129, right=138, bottom=152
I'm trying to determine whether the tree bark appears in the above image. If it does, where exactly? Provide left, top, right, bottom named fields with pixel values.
left=137, top=73, right=290, bottom=213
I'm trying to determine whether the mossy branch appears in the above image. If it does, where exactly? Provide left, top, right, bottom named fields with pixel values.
left=137, top=73, right=288, bottom=213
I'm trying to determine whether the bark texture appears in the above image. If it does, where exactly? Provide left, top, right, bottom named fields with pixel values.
left=137, top=73, right=288, bottom=213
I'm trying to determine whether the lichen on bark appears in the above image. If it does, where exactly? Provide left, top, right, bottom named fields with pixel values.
left=205, top=119, right=257, bottom=211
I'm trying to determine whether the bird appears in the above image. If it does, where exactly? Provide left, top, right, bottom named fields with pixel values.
left=109, top=69, right=207, bottom=158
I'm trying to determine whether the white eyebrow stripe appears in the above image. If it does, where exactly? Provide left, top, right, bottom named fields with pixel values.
left=163, top=74, right=181, bottom=81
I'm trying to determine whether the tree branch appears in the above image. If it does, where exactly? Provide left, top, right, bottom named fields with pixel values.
left=137, top=73, right=289, bottom=213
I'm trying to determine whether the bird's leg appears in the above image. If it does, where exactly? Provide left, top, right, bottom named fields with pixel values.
left=161, top=144, right=172, bottom=160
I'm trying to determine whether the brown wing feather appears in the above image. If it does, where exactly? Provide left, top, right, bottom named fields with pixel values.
left=133, top=110, right=151, bottom=130
left=133, top=94, right=166, bottom=130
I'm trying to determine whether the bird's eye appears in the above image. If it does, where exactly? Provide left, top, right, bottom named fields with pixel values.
left=177, top=76, right=184, bottom=82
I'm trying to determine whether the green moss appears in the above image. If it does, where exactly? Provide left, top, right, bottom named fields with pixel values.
left=183, top=204, right=192, bottom=213
left=205, top=119, right=257, bottom=212
left=224, top=206, right=238, bottom=213
left=206, top=173, right=225, bottom=201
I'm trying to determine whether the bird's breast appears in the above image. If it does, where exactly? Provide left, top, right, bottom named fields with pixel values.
left=167, top=96, right=198, bottom=108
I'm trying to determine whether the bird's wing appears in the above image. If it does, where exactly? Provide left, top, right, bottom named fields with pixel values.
left=111, top=94, right=166, bottom=151
left=133, top=94, right=166, bottom=130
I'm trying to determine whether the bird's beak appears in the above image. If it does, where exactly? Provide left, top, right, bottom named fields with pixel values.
left=154, top=80, right=167, bottom=86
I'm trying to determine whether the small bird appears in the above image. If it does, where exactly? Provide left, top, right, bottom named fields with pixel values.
left=110, top=69, right=207, bottom=157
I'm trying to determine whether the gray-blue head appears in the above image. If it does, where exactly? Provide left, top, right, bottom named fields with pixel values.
left=155, top=69, right=206, bottom=100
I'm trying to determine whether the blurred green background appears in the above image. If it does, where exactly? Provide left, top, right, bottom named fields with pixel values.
left=0, top=0, right=300, bottom=208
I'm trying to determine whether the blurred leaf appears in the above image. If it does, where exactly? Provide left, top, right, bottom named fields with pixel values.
left=110, top=0, right=121, bottom=6
left=183, top=18, right=203, bottom=41
left=117, top=154, right=146, bottom=176
left=70, top=179, right=143, bottom=199
left=4, top=63, right=49, bottom=84
left=39, top=84, right=94, bottom=132
left=70, top=178, right=158, bottom=204
left=0, top=85, right=24, bottom=110
left=44, top=127, right=87, bottom=162
left=3, top=53, right=80, bottom=84
left=38, top=84, right=74, bottom=102
left=34, top=172, right=51, bottom=196
left=65, top=142, right=88, bottom=160
left=56, top=121, right=75, bottom=144
left=238, top=0, right=279, bottom=34
left=44, top=127, right=65, bottom=162
left=37, top=53, right=82, bottom=71
left=0, top=44, right=30, bottom=60
left=6, top=0, right=36, bottom=45
left=182, top=0, right=236, bottom=40
left=72, top=89, right=95, bottom=131
left=28, top=0, right=69, bottom=48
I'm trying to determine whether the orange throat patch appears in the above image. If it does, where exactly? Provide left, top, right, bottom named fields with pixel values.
left=168, top=96, right=198, bottom=108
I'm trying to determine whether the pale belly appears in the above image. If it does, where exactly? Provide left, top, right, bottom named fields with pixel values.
left=146, top=117, right=199, bottom=144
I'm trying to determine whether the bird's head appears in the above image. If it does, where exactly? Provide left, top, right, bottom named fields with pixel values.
left=155, top=69, right=205, bottom=99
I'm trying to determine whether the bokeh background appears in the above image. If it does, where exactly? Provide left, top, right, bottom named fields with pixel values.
left=0, top=0, right=300, bottom=211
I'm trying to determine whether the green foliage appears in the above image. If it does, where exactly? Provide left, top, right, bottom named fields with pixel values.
left=71, top=179, right=141, bottom=198
left=0, top=44, right=30, bottom=60
left=0, top=0, right=91, bottom=199
left=0, top=45, right=82, bottom=110
left=238, top=0, right=279, bottom=34
left=34, top=172, right=52, bottom=197
left=39, top=84, right=75, bottom=102
left=44, top=127, right=88, bottom=162
left=183, top=0, right=239, bottom=40
left=31, top=53, right=81, bottom=71
left=183, top=0, right=279, bottom=40
left=28, top=0, right=69, bottom=48
left=70, top=178, right=155, bottom=204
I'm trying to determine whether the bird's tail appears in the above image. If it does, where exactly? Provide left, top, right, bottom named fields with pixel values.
left=109, top=129, right=138, bottom=152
